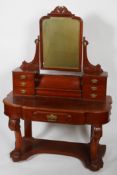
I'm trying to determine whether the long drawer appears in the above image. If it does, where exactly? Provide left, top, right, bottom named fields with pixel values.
left=22, top=108, right=85, bottom=125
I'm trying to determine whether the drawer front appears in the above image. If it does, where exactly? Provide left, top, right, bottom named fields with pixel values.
left=13, top=72, right=34, bottom=81
left=83, top=76, right=107, bottom=86
left=13, top=79, right=34, bottom=88
left=83, top=85, right=106, bottom=94
left=83, top=90, right=106, bottom=100
left=13, top=88, right=35, bottom=95
left=82, top=75, right=107, bottom=101
left=22, top=109, right=85, bottom=124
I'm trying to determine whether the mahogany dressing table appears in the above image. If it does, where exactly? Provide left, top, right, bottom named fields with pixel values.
left=3, top=6, right=112, bottom=171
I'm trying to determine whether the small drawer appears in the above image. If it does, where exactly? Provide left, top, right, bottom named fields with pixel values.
left=83, top=85, right=105, bottom=93
left=83, top=93, right=105, bottom=100
left=13, top=72, right=34, bottom=81
left=83, top=91, right=106, bottom=100
left=82, top=76, right=107, bottom=86
left=13, top=88, right=35, bottom=95
left=13, top=79, right=34, bottom=88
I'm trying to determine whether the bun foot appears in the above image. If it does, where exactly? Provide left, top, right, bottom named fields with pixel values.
left=90, top=160, right=103, bottom=171
left=10, top=150, right=22, bottom=162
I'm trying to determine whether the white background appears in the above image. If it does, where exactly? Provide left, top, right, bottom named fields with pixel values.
left=0, top=0, right=117, bottom=175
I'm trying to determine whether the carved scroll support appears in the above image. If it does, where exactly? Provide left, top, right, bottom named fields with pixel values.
left=9, top=118, right=23, bottom=161
left=83, top=37, right=103, bottom=75
left=20, top=36, right=40, bottom=72
left=90, top=125, right=103, bottom=171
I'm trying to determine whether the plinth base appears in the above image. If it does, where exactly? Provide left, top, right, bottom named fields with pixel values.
left=10, top=137, right=106, bottom=171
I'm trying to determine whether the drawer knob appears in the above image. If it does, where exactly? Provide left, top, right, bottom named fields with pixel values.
left=90, top=93, right=97, bottom=98
left=47, top=114, right=57, bottom=122
left=20, top=82, right=26, bottom=87
left=20, top=75, right=26, bottom=80
left=91, top=86, right=97, bottom=91
left=91, top=79, right=98, bottom=83
left=20, top=89, right=26, bottom=94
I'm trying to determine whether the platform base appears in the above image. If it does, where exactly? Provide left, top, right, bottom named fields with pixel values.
left=10, top=137, right=106, bottom=171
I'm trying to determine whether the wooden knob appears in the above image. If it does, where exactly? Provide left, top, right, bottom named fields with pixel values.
left=20, top=75, right=26, bottom=80
left=91, top=86, right=97, bottom=91
left=20, top=82, right=26, bottom=87
left=90, top=93, right=97, bottom=98
left=91, top=79, right=98, bottom=83
left=20, top=89, right=26, bottom=94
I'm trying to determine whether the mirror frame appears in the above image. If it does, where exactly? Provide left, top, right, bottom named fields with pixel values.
left=39, top=6, right=83, bottom=72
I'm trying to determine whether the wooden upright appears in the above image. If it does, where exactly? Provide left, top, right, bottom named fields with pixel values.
left=3, top=6, right=112, bottom=171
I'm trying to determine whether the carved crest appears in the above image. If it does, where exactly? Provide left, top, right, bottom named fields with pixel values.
left=49, top=6, right=74, bottom=16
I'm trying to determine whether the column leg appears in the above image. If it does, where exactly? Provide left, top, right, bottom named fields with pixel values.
left=24, top=120, right=32, bottom=138
left=9, top=118, right=22, bottom=161
left=90, top=124, right=103, bottom=171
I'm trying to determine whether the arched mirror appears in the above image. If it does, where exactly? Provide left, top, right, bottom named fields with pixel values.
left=40, top=7, right=83, bottom=72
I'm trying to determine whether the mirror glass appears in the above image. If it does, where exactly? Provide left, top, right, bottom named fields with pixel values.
left=42, top=17, right=80, bottom=69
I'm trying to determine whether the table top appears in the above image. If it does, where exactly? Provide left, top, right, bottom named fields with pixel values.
left=4, top=92, right=112, bottom=114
